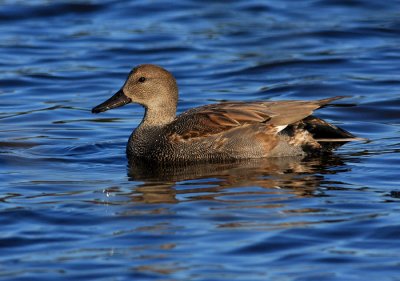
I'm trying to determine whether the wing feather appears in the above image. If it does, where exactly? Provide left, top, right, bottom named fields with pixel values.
left=167, top=97, right=343, bottom=142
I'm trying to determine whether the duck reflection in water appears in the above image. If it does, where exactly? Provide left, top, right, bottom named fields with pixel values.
left=127, top=155, right=348, bottom=204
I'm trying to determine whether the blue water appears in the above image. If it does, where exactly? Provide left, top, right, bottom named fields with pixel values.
left=1, top=0, right=400, bottom=280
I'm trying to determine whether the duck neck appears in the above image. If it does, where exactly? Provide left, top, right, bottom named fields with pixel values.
left=140, top=105, right=176, bottom=129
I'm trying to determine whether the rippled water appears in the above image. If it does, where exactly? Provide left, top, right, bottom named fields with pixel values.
left=1, top=0, right=400, bottom=280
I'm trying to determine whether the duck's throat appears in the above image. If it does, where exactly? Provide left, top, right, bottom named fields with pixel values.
left=141, top=106, right=176, bottom=127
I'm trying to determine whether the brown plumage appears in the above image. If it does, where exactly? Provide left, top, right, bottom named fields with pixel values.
left=92, top=64, right=360, bottom=164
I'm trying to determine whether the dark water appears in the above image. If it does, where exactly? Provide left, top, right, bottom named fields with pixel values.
left=1, top=0, right=400, bottom=280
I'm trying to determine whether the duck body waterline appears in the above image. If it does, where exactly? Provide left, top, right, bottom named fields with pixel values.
left=92, top=64, right=358, bottom=164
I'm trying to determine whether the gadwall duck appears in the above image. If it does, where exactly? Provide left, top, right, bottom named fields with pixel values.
left=92, top=64, right=359, bottom=164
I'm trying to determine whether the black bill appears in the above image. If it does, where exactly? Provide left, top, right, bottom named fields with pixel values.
left=91, top=89, right=131, bottom=114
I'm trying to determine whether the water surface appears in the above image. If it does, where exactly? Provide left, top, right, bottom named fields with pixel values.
left=1, top=0, right=400, bottom=280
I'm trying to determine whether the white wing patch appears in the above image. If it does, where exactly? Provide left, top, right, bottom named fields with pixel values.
left=276, top=125, right=288, bottom=132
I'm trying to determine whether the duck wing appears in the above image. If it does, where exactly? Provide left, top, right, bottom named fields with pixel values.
left=166, top=97, right=345, bottom=142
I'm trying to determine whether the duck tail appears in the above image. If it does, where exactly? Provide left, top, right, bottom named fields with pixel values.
left=303, top=116, right=366, bottom=143
left=317, top=96, right=348, bottom=107
left=315, top=137, right=366, bottom=142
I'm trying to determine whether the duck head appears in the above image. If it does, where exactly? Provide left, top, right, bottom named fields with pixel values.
left=92, top=64, right=178, bottom=124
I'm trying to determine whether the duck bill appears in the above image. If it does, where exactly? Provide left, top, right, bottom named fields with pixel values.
left=92, top=89, right=131, bottom=114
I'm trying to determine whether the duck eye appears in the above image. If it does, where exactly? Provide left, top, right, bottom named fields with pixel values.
left=138, top=77, right=146, bottom=83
